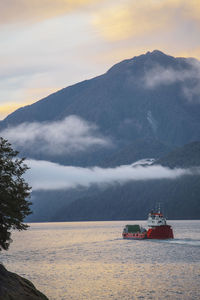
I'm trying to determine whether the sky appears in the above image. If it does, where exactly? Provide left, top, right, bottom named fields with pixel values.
left=0, top=0, right=200, bottom=119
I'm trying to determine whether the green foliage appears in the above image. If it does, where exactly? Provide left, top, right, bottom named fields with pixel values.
left=0, top=137, right=31, bottom=251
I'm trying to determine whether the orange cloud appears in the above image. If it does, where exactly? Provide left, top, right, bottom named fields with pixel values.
left=24, top=86, right=59, bottom=100
left=93, top=0, right=200, bottom=42
left=181, top=0, right=200, bottom=22
left=177, top=47, right=200, bottom=60
left=0, top=0, right=103, bottom=25
left=0, top=102, right=26, bottom=119
left=0, top=87, right=59, bottom=119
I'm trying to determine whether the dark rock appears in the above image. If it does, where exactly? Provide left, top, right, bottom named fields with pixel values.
left=0, top=264, right=48, bottom=300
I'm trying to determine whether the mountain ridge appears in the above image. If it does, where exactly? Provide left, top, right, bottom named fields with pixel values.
left=26, top=141, right=200, bottom=222
left=50, top=141, right=200, bottom=222
left=1, top=50, right=200, bottom=220
left=1, top=50, right=200, bottom=167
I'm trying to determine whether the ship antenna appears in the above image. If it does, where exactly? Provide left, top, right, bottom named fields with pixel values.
left=158, top=202, right=161, bottom=214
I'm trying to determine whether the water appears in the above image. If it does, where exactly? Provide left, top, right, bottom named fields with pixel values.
left=1, top=220, right=200, bottom=300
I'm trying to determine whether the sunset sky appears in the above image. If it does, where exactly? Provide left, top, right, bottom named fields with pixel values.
left=0, top=0, right=200, bottom=119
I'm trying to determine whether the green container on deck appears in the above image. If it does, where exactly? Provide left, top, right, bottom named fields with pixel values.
left=126, top=224, right=141, bottom=233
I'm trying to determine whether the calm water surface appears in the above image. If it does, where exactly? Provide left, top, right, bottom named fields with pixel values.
left=1, top=220, right=200, bottom=300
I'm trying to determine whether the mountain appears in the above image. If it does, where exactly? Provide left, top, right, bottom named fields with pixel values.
left=155, top=141, right=200, bottom=168
left=50, top=141, right=200, bottom=221
left=101, top=137, right=172, bottom=167
left=1, top=50, right=200, bottom=166
left=1, top=50, right=200, bottom=221
left=26, top=141, right=200, bottom=222
left=52, top=176, right=200, bottom=221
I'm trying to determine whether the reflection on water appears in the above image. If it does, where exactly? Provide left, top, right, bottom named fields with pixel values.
left=1, top=220, right=200, bottom=299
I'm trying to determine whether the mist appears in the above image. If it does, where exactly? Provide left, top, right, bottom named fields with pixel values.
left=25, top=159, right=197, bottom=191
left=0, top=115, right=111, bottom=155
left=144, top=59, right=200, bottom=102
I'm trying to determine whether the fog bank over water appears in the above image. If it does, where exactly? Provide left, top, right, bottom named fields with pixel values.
left=25, top=159, right=198, bottom=191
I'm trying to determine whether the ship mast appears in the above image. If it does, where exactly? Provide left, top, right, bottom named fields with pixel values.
left=158, top=202, right=161, bottom=214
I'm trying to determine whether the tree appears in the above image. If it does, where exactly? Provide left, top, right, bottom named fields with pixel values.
left=0, top=137, right=31, bottom=251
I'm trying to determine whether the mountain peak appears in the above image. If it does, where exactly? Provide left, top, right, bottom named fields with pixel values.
left=146, top=50, right=165, bottom=56
left=106, top=50, right=173, bottom=75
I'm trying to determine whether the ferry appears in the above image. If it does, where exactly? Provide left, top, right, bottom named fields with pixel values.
left=122, top=208, right=174, bottom=240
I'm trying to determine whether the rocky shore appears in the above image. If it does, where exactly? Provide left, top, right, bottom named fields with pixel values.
left=0, top=264, right=48, bottom=300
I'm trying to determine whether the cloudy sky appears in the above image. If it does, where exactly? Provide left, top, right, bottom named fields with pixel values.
left=0, top=0, right=200, bottom=119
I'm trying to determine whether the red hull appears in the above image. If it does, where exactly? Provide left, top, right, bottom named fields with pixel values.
left=147, top=225, right=174, bottom=239
left=122, top=232, right=147, bottom=239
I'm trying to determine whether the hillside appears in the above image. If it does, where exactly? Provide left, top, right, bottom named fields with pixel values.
left=1, top=50, right=200, bottom=166
left=155, top=141, right=200, bottom=168
left=26, top=141, right=200, bottom=222
left=101, top=137, right=171, bottom=167
left=50, top=141, right=200, bottom=221
left=52, top=176, right=200, bottom=221
left=1, top=50, right=200, bottom=221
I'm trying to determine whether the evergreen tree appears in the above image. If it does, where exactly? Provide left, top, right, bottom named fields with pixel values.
left=0, top=137, right=31, bottom=251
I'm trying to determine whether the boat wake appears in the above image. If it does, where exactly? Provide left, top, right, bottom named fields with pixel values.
left=163, top=238, right=200, bottom=247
